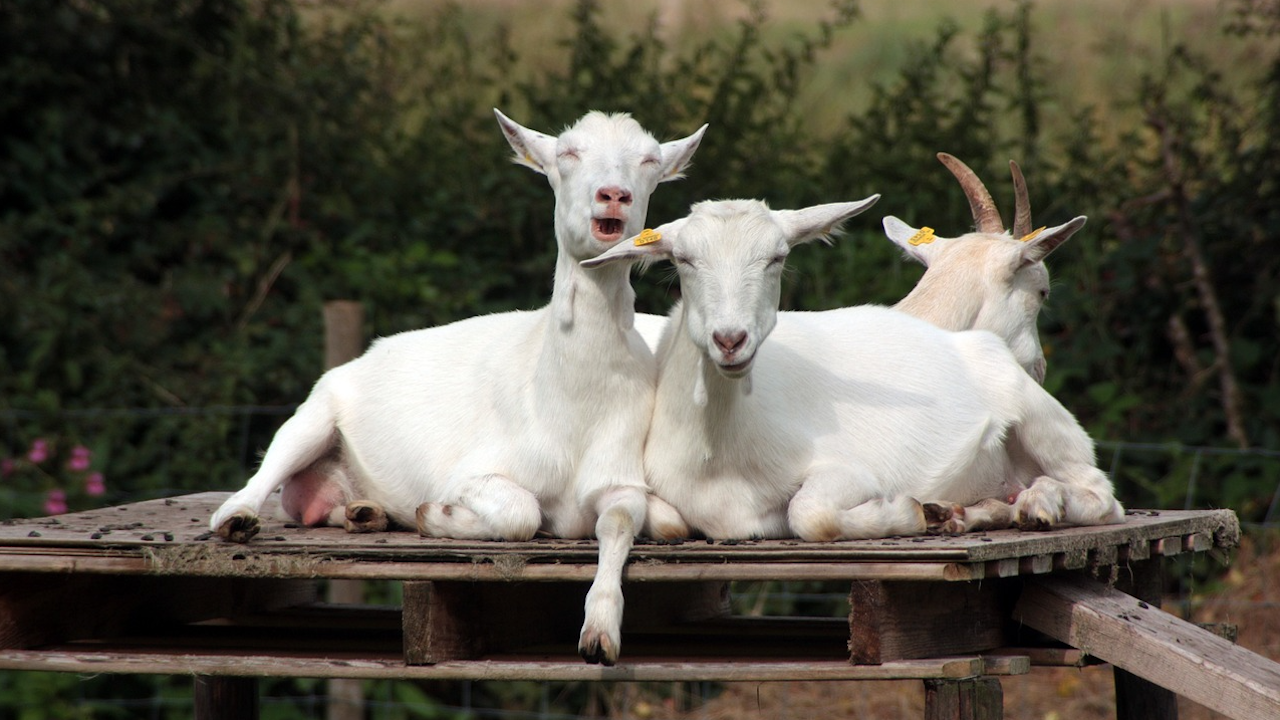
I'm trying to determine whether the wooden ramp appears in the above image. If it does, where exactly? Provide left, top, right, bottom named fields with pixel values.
left=1017, top=575, right=1280, bottom=720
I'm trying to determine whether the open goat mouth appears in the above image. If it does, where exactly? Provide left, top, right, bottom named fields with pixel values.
left=592, top=217, right=626, bottom=242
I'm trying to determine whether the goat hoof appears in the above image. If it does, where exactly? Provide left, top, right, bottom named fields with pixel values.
left=1015, top=513, right=1053, bottom=532
left=217, top=513, right=260, bottom=543
left=922, top=502, right=958, bottom=525
left=578, top=633, right=618, bottom=666
left=345, top=502, right=389, bottom=533
left=923, top=502, right=965, bottom=534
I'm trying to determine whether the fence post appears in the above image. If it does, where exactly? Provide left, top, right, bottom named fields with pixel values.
left=323, top=300, right=366, bottom=720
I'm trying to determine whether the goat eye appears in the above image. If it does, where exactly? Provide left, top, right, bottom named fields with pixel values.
left=641, top=156, right=660, bottom=166
left=767, top=254, right=787, bottom=268
left=558, top=149, right=581, bottom=161
left=672, top=255, right=693, bottom=267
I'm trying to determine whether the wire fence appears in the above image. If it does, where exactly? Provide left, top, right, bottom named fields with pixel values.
left=1, top=405, right=1277, bottom=719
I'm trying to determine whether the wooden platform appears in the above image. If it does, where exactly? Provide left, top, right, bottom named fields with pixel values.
left=0, top=493, right=1271, bottom=720
left=0, top=492, right=1238, bottom=582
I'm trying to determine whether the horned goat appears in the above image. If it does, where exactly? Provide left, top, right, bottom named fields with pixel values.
left=583, top=198, right=1124, bottom=542
left=885, top=153, right=1084, bottom=384
left=209, top=110, right=707, bottom=666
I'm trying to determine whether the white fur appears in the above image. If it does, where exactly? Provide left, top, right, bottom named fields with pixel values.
left=210, top=110, right=706, bottom=665
left=583, top=199, right=1124, bottom=542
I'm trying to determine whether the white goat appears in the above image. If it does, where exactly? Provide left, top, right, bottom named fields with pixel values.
left=886, top=153, right=1084, bottom=384
left=583, top=199, right=1124, bottom=542
left=210, top=110, right=707, bottom=665
left=883, top=154, right=1086, bottom=530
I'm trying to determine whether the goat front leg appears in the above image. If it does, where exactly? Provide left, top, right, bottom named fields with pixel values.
left=578, top=485, right=646, bottom=665
left=1014, top=470, right=1124, bottom=530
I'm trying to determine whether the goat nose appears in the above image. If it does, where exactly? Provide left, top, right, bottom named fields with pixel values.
left=713, top=330, right=748, bottom=356
left=596, top=186, right=633, bottom=205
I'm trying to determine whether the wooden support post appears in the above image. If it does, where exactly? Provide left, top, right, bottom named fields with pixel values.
left=1015, top=574, right=1280, bottom=720
left=848, top=580, right=1013, bottom=664
left=403, top=581, right=586, bottom=664
left=1113, top=560, right=1177, bottom=720
left=194, top=676, right=258, bottom=720
left=323, top=300, right=366, bottom=720
left=923, top=677, right=1003, bottom=720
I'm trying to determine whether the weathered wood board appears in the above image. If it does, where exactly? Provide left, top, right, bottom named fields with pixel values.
left=1015, top=574, right=1280, bottom=720
left=0, top=647, right=1029, bottom=682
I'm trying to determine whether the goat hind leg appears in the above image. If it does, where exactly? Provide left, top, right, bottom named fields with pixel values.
left=415, top=473, right=542, bottom=541
left=789, top=464, right=927, bottom=541
left=926, top=497, right=1016, bottom=534
left=211, top=391, right=339, bottom=542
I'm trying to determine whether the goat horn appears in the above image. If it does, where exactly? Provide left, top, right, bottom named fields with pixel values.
left=937, top=152, right=1004, bottom=234
left=1010, top=160, right=1033, bottom=239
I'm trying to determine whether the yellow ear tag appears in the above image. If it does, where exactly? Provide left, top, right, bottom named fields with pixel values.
left=634, top=228, right=662, bottom=246
left=1020, top=226, right=1047, bottom=243
left=907, top=226, right=936, bottom=246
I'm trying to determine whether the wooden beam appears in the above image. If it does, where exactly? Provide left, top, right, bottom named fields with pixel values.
left=1015, top=574, right=1280, bottom=720
left=924, top=677, right=1003, bottom=720
left=0, top=649, right=1019, bottom=681
left=848, top=580, right=1014, bottom=664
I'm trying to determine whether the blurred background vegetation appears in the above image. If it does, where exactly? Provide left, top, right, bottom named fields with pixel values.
left=1, top=0, right=1279, bottom=716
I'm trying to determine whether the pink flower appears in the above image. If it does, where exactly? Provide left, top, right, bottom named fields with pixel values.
left=67, top=445, right=92, bottom=472
left=27, top=439, right=49, bottom=464
left=43, top=488, right=68, bottom=515
left=84, top=471, right=106, bottom=497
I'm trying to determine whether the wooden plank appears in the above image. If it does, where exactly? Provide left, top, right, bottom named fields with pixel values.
left=996, top=647, right=1095, bottom=667
left=0, top=648, right=1000, bottom=681
left=194, top=676, right=258, bottom=720
left=1015, top=574, right=1280, bottom=720
left=0, top=552, right=972, bottom=582
left=924, top=677, right=1003, bottom=720
left=848, top=580, right=1014, bottom=664
left=0, top=573, right=316, bottom=650
left=977, top=655, right=1031, bottom=676
left=0, top=496, right=1240, bottom=568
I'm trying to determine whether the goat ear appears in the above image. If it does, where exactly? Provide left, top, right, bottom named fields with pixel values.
left=494, top=108, right=557, bottom=175
left=1019, top=216, right=1086, bottom=267
left=580, top=219, right=685, bottom=269
left=882, top=216, right=936, bottom=265
left=775, top=195, right=880, bottom=248
left=658, top=124, right=708, bottom=183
